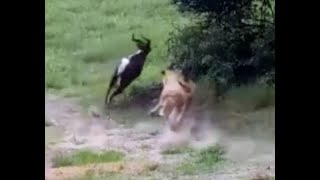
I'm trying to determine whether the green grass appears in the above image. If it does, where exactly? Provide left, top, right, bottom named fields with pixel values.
left=178, top=145, right=226, bottom=175
left=223, top=83, right=275, bottom=112
left=161, top=147, right=194, bottom=155
left=52, top=150, right=125, bottom=167
left=46, top=0, right=192, bottom=105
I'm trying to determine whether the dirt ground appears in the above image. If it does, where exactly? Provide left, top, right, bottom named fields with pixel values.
left=45, top=93, right=275, bottom=180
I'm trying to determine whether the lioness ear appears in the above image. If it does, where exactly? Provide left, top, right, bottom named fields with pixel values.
left=161, top=70, right=165, bottom=75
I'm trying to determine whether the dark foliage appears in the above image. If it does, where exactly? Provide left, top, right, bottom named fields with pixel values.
left=168, top=0, right=275, bottom=96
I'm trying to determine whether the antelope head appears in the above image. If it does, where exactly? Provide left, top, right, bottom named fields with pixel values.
left=132, top=33, right=151, bottom=53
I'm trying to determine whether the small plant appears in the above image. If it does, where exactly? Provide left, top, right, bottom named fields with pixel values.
left=161, top=147, right=194, bottom=155
left=195, top=145, right=225, bottom=166
left=52, top=153, right=73, bottom=167
left=52, top=150, right=125, bottom=168
left=178, top=145, right=226, bottom=175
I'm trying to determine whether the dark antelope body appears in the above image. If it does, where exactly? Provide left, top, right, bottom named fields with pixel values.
left=104, top=34, right=152, bottom=107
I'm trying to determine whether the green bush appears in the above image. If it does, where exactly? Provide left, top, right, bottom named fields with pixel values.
left=167, top=0, right=275, bottom=96
left=224, top=83, right=275, bottom=111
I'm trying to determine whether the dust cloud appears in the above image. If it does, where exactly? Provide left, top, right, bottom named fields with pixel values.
left=155, top=114, right=274, bottom=164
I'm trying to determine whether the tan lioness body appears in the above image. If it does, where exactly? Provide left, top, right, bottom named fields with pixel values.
left=149, top=69, right=196, bottom=131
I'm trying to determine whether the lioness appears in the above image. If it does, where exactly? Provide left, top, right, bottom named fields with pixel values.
left=149, top=68, right=196, bottom=131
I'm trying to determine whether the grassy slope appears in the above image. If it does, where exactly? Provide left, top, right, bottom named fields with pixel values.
left=45, top=0, right=191, bottom=104
left=45, top=0, right=275, bottom=136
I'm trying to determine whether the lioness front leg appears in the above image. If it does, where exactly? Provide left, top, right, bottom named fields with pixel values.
left=158, top=99, right=170, bottom=117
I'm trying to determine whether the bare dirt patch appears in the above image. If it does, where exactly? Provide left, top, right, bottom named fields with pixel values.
left=45, top=93, right=274, bottom=180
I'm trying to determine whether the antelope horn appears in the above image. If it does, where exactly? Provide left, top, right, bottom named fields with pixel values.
left=140, top=35, right=151, bottom=44
left=132, top=33, right=142, bottom=43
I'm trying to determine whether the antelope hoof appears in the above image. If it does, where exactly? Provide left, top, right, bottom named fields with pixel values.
left=148, top=110, right=155, bottom=116
left=149, top=110, right=158, bottom=117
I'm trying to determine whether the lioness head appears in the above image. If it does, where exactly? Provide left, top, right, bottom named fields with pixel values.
left=161, top=69, right=182, bottom=84
left=160, top=68, right=195, bottom=94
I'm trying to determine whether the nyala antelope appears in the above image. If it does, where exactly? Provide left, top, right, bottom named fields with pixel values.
left=105, top=34, right=152, bottom=107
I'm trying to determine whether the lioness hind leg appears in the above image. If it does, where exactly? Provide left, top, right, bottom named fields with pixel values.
left=168, top=108, right=178, bottom=131
left=168, top=106, right=184, bottom=132
left=176, top=103, right=187, bottom=125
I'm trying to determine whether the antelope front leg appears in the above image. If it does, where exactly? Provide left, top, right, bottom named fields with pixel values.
left=149, top=103, right=161, bottom=116
left=149, top=98, right=163, bottom=116
left=158, top=99, right=170, bottom=117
